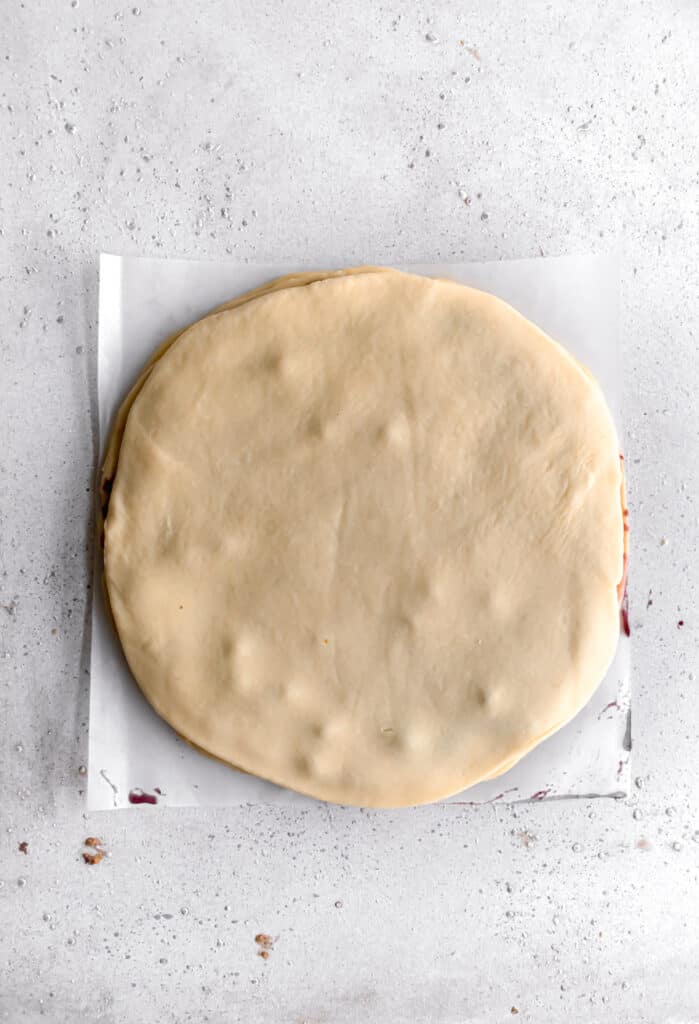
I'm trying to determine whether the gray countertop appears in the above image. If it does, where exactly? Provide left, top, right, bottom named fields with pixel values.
left=1, top=2, right=697, bottom=1022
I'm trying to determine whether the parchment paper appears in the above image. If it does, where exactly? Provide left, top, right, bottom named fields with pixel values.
left=88, top=254, right=630, bottom=810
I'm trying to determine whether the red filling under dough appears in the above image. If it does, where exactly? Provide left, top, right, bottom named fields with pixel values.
left=617, top=454, right=630, bottom=636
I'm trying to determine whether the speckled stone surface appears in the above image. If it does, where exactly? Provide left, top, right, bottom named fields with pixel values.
left=1, top=2, right=697, bottom=1022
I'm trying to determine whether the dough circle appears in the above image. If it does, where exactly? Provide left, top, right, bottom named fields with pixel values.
left=103, top=268, right=624, bottom=807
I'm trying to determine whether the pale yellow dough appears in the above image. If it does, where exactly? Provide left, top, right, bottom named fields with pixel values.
left=103, top=268, right=623, bottom=807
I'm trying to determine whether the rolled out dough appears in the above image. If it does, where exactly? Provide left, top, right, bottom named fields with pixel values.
left=102, top=268, right=624, bottom=807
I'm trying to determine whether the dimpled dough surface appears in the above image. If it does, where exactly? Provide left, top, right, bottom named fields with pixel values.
left=103, top=268, right=623, bottom=807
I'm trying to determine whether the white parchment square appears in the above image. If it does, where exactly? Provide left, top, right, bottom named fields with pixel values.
left=88, top=254, right=629, bottom=810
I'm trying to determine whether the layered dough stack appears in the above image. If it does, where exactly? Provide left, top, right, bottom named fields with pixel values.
left=101, top=268, right=625, bottom=806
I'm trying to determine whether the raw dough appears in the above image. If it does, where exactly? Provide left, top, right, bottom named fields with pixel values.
left=103, top=268, right=624, bottom=806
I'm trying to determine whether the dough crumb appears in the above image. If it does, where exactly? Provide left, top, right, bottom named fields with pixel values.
left=82, top=836, right=108, bottom=865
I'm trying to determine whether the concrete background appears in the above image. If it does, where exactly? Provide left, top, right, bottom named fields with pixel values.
left=1, top=1, right=697, bottom=1021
